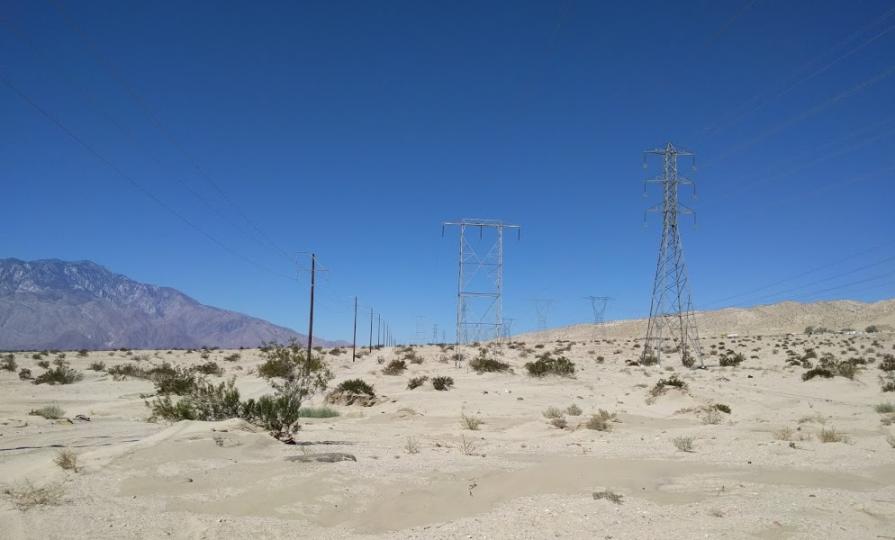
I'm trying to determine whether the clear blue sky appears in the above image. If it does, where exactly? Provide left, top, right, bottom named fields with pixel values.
left=3, top=1, right=894, bottom=342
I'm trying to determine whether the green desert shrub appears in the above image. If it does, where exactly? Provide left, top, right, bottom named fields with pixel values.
left=33, top=365, right=83, bottom=385
left=1, top=354, right=17, bottom=372
left=585, top=409, right=616, bottom=431
left=524, top=354, right=575, bottom=377
left=257, top=341, right=327, bottom=380
left=88, top=361, right=106, bottom=372
left=719, top=351, right=745, bottom=367
left=36, top=360, right=50, bottom=369
left=151, top=364, right=199, bottom=395
left=334, top=378, right=375, bottom=396
left=191, top=361, right=224, bottom=376
left=407, top=375, right=429, bottom=390
left=649, top=375, right=687, bottom=397
left=298, top=406, right=340, bottom=418
left=382, top=359, right=407, bottom=375
left=469, top=353, right=510, bottom=373
left=18, top=368, right=32, bottom=380
left=224, top=353, right=241, bottom=362
left=432, top=375, right=454, bottom=391
left=802, top=367, right=834, bottom=381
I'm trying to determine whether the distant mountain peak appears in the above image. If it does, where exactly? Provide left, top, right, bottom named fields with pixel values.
left=0, top=258, right=336, bottom=350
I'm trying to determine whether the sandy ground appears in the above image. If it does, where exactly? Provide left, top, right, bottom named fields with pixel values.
left=1, top=332, right=895, bottom=539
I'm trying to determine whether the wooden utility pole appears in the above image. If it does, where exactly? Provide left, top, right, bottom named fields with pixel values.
left=306, top=253, right=316, bottom=371
left=368, top=308, right=374, bottom=352
left=352, top=296, right=358, bottom=362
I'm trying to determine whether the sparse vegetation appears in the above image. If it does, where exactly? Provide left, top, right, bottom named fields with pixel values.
left=649, top=374, right=687, bottom=397
left=54, top=449, right=78, bottom=472
left=672, top=436, right=694, bottom=452
left=565, top=403, right=583, bottom=416
left=192, top=361, right=224, bottom=376
left=432, top=375, right=454, bottom=391
left=585, top=409, right=616, bottom=431
left=407, top=375, right=428, bottom=390
left=1, top=354, right=17, bottom=372
left=18, top=368, right=32, bottom=380
left=33, top=365, right=83, bottom=385
left=4, top=481, right=64, bottom=510
left=469, top=352, right=510, bottom=373
left=461, top=413, right=483, bottom=430
left=298, top=406, right=340, bottom=418
left=88, top=361, right=106, bottom=371
left=875, top=402, right=895, bottom=414
left=719, top=351, right=745, bottom=367
left=592, top=489, right=623, bottom=504
left=524, top=353, right=575, bottom=377
left=382, top=359, right=407, bottom=375
left=818, top=427, right=848, bottom=443
left=327, top=378, right=376, bottom=405
left=29, top=404, right=65, bottom=419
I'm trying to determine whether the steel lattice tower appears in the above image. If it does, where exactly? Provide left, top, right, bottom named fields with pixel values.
left=584, top=296, right=611, bottom=337
left=641, top=143, right=704, bottom=368
left=443, top=219, right=520, bottom=344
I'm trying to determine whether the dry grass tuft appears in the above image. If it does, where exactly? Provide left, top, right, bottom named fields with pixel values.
left=54, top=449, right=78, bottom=472
left=461, top=413, right=483, bottom=431
left=4, top=481, right=64, bottom=510
left=672, top=436, right=694, bottom=452
left=818, top=427, right=848, bottom=443
left=404, top=436, right=420, bottom=454
left=592, top=489, right=623, bottom=504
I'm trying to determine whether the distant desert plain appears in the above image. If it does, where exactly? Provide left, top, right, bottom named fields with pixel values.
left=2, top=299, right=895, bottom=539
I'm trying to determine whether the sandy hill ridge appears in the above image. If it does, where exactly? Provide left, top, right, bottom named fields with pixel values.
left=519, top=298, right=895, bottom=342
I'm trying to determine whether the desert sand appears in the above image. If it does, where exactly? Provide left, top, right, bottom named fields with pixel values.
left=2, top=317, right=895, bottom=538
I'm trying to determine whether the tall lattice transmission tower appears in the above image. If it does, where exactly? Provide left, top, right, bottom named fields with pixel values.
left=641, top=143, right=704, bottom=368
left=443, top=219, right=521, bottom=344
left=584, top=296, right=611, bottom=338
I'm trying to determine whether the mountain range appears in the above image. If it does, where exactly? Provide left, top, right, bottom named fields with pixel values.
left=0, top=258, right=337, bottom=350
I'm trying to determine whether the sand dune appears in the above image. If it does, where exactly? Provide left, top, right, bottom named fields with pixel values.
left=1, top=324, right=895, bottom=538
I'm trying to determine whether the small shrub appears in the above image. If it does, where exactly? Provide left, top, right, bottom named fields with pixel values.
left=148, top=378, right=242, bottom=422
left=701, top=409, right=722, bottom=425
left=405, top=436, right=420, bottom=454
left=672, top=436, right=694, bottom=452
left=592, top=490, right=623, bottom=504
left=407, top=375, right=428, bottom=390
left=54, top=449, right=78, bottom=472
left=818, top=427, right=847, bottom=443
left=29, top=404, right=65, bottom=419
left=36, top=360, right=50, bottom=369
left=461, top=413, right=483, bottom=430
left=719, top=352, right=745, bottom=367
left=773, top=427, right=794, bottom=441
left=1, top=354, right=17, bottom=372
left=542, top=406, right=564, bottom=419
left=88, top=361, right=106, bottom=371
left=334, top=378, right=375, bottom=396
left=106, top=363, right=149, bottom=380
left=18, top=368, right=32, bottom=380
left=192, top=361, right=224, bottom=376
left=33, top=365, right=83, bottom=385
left=802, top=367, right=834, bottom=381
left=4, top=481, right=63, bottom=510
left=524, top=354, right=575, bottom=377
left=432, top=376, right=454, bottom=391
left=469, top=354, right=510, bottom=373
left=152, top=364, right=199, bottom=395
left=382, top=359, right=407, bottom=375
left=875, top=402, right=895, bottom=414
left=713, top=403, right=731, bottom=414
left=550, top=416, right=568, bottom=429
left=77, top=349, right=89, bottom=357
left=650, top=375, right=687, bottom=397
left=327, top=378, right=376, bottom=406
left=586, top=409, right=616, bottom=431
left=224, top=353, right=241, bottom=362
left=565, top=404, right=583, bottom=416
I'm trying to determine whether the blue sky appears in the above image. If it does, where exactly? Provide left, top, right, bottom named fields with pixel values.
left=2, top=1, right=894, bottom=342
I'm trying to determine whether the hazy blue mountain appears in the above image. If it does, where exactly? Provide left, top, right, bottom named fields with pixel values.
left=0, top=258, right=336, bottom=350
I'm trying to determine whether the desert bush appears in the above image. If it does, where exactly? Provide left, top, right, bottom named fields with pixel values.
left=148, top=378, right=241, bottom=422
left=550, top=416, right=568, bottom=429
left=542, top=406, right=564, bottom=419
left=382, top=359, right=407, bottom=375
left=29, top=404, right=65, bottom=419
left=36, top=359, right=50, bottom=369
left=586, top=409, right=616, bottom=431
left=88, top=361, right=106, bottom=371
left=461, top=413, right=482, bottom=430
left=802, top=367, right=834, bottom=381
left=818, top=427, right=847, bottom=443
left=257, top=341, right=327, bottom=381
left=31, top=352, right=45, bottom=361
left=1, top=354, right=17, bottom=372
left=719, top=352, right=745, bottom=367
left=407, top=375, right=429, bottom=390
left=566, top=404, right=583, bottom=416
left=77, top=349, right=89, bottom=357
left=773, top=427, right=794, bottom=441
left=469, top=353, right=510, bottom=373
left=592, top=490, right=623, bottom=504
left=18, top=368, right=32, bottom=380
left=106, top=363, right=150, bottom=380
left=880, top=354, right=895, bottom=372
left=404, top=436, right=420, bottom=454
left=240, top=392, right=301, bottom=439
left=701, top=408, right=723, bottom=425
left=524, top=353, right=575, bottom=377
left=298, top=406, right=339, bottom=418
left=152, top=364, right=199, bottom=395
left=224, top=353, right=241, bottom=362
left=54, top=449, right=78, bottom=472
left=33, top=365, right=83, bottom=385
left=672, top=436, right=694, bottom=452
left=713, top=403, right=732, bottom=414
left=403, top=350, right=424, bottom=364
left=327, top=378, right=376, bottom=406
left=192, top=361, right=224, bottom=376
left=887, top=432, right=895, bottom=449
left=432, top=376, right=454, bottom=391
left=4, top=481, right=63, bottom=510
left=875, top=402, right=895, bottom=414
left=649, top=374, right=687, bottom=397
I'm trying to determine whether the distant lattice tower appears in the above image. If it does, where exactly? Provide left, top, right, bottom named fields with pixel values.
left=641, top=143, right=704, bottom=368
